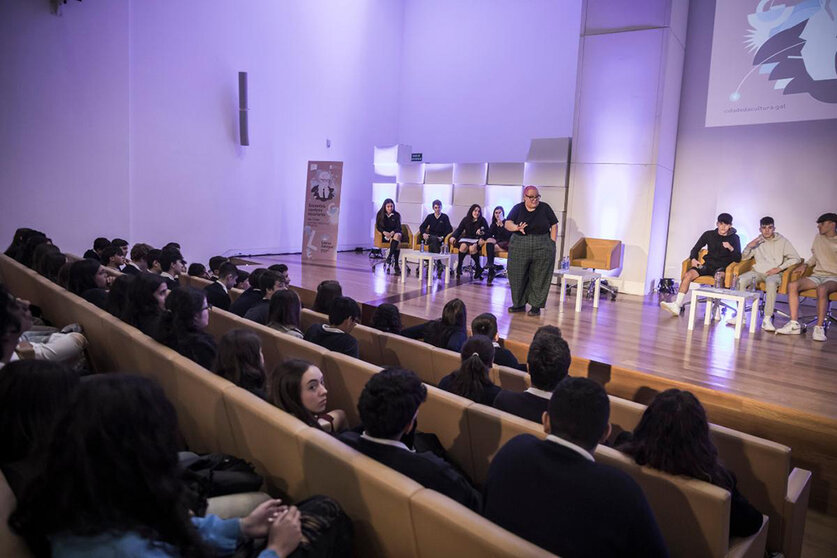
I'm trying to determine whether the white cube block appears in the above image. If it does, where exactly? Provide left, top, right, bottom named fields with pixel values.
left=397, top=163, right=424, bottom=183
left=397, top=183, right=424, bottom=204
left=397, top=202, right=424, bottom=224
left=485, top=185, right=524, bottom=216
left=374, top=163, right=398, bottom=180
left=487, top=163, right=525, bottom=185
left=449, top=206, right=470, bottom=226
left=424, top=163, right=454, bottom=184
left=422, top=184, right=453, bottom=212
left=524, top=162, right=568, bottom=187
left=453, top=163, right=488, bottom=185
left=526, top=138, right=571, bottom=162
left=452, top=184, right=486, bottom=207
left=372, top=183, right=398, bottom=206
left=374, top=144, right=412, bottom=165
left=537, top=186, right=567, bottom=213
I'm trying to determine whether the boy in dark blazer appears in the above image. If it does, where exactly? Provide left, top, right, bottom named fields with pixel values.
left=204, top=261, right=238, bottom=311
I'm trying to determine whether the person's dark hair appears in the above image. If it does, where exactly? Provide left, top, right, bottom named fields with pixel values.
left=20, top=234, right=48, bottom=268
left=371, top=303, right=402, bottom=334
left=329, top=296, right=360, bottom=326
left=217, top=262, right=238, bottom=280
left=617, top=389, right=732, bottom=489
left=159, top=248, right=183, bottom=274
left=432, top=199, right=442, bottom=208
left=313, top=280, right=342, bottom=314
left=214, top=329, right=265, bottom=395
left=122, top=272, right=166, bottom=328
left=9, top=374, right=211, bottom=558
left=154, top=287, right=205, bottom=348
left=32, top=243, right=59, bottom=275
left=249, top=268, right=267, bottom=290
left=548, top=377, right=610, bottom=452
left=268, top=264, right=288, bottom=273
left=375, top=198, right=398, bottom=231
left=357, top=367, right=427, bottom=439
left=816, top=212, right=837, bottom=224
left=267, top=289, right=301, bottom=329
left=163, top=242, right=181, bottom=251
left=104, top=274, right=134, bottom=318
left=111, top=238, right=128, bottom=250
left=527, top=325, right=570, bottom=391
left=187, top=263, right=207, bottom=277
left=130, top=243, right=153, bottom=265
left=0, top=360, right=80, bottom=464
left=466, top=203, right=482, bottom=221
left=258, top=270, right=279, bottom=293
left=425, top=298, right=466, bottom=349
left=269, top=359, right=323, bottom=428
left=449, top=335, right=495, bottom=403
left=67, top=259, right=102, bottom=296
left=92, top=237, right=111, bottom=252
left=100, top=244, right=121, bottom=266
left=208, top=256, right=228, bottom=274
left=717, top=213, right=733, bottom=225
left=39, top=252, right=67, bottom=283
left=147, top=248, right=162, bottom=270
left=759, top=216, right=774, bottom=227
left=235, top=270, right=251, bottom=289
left=56, top=261, right=71, bottom=289
left=5, top=228, right=36, bottom=259
left=471, top=312, right=498, bottom=340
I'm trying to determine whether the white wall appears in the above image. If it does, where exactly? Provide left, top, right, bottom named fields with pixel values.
left=397, top=0, right=582, bottom=163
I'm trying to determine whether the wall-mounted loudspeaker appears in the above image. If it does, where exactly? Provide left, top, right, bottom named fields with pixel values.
left=238, top=72, right=249, bottom=146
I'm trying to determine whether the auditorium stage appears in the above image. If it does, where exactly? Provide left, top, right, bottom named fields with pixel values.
left=244, top=252, right=837, bottom=420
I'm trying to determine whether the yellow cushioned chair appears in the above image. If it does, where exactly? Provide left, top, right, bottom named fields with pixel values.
left=371, top=224, right=413, bottom=274
left=568, top=237, right=623, bottom=300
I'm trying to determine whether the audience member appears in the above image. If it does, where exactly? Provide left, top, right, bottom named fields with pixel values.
left=493, top=325, right=569, bottom=422
left=159, top=248, right=186, bottom=290
left=82, top=237, right=110, bottom=261
left=438, top=335, right=502, bottom=405
left=67, top=259, right=109, bottom=309
left=268, top=263, right=291, bottom=288
left=37, top=251, right=67, bottom=284
left=304, top=296, right=360, bottom=358
left=187, top=262, right=209, bottom=280
left=267, top=289, right=303, bottom=338
left=154, top=287, right=217, bottom=369
left=10, top=374, right=303, bottom=558
left=1, top=284, right=24, bottom=368
left=214, top=329, right=267, bottom=399
left=111, top=238, right=129, bottom=259
left=402, top=298, right=467, bottom=352
left=19, top=234, right=49, bottom=269
left=0, top=360, right=80, bottom=497
left=484, top=377, right=668, bottom=558
left=5, top=228, right=38, bottom=260
left=104, top=274, right=134, bottom=319
left=208, top=255, right=229, bottom=280
left=230, top=268, right=266, bottom=317
left=270, top=358, right=347, bottom=433
left=312, top=279, right=342, bottom=314
left=122, top=272, right=168, bottom=336
left=370, top=303, right=402, bottom=334
left=616, top=389, right=763, bottom=537
left=235, top=270, right=251, bottom=290
left=146, top=248, right=163, bottom=274
left=123, top=243, right=152, bottom=275
left=244, top=270, right=283, bottom=324
left=204, top=261, right=238, bottom=311
left=31, top=243, right=59, bottom=275
left=5, top=293, right=87, bottom=367
left=163, top=241, right=182, bottom=252
left=100, top=244, right=124, bottom=271
left=471, top=312, right=524, bottom=370
left=339, top=368, right=480, bottom=511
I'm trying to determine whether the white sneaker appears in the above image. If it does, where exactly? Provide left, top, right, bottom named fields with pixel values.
left=812, top=326, right=827, bottom=342
left=725, top=314, right=739, bottom=327
left=660, top=301, right=681, bottom=316
left=775, top=320, right=802, bottom=335
left=761, top=317, right=775, bottom=332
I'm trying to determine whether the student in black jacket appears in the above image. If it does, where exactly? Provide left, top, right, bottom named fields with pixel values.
left=229, top=268, right=267, bottom=317
left=471, top=312, right=525, bottom=371
left=303, top=296, right=360, bottom=358
left=401, top=298, right=467, bottom=352
left=154, top=287, right=216, bottom=370
left=484, top=377, right=668, bottom=558
left=122, top=272, right=168, bottom=337
left=375, top=198, right=403, bottom=274
left=244, top=270, right=284, bottom=325
left=66, top=259, right=109, bottom=310
left=204, top=261, right=238, bottom=312
left=438, top=335, right=503, bottom=406
left=82, top=237, right=110, bottom=262
left=485, top=206, right=512, bottom=285
left=493, top=325, right=569, bottom=422
left=449, top=204, right=489, bottom=279
left=339, top=368, right=481, bottom=512
left=661, top=212, right=741, bottom=316
left=418, top=199, right=453, bottom=253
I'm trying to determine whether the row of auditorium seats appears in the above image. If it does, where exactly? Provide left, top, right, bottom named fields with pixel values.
left=0, top=255, right=810, bottom=557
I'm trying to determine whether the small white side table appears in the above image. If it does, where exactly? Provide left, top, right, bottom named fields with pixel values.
left=688, top=286, right=762, bottom=339
left=398, top=249, right=456, bottom=286
left=554, top=267, right=602, bottom=312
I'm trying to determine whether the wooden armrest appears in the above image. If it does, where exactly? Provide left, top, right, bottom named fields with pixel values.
left=783, top=467, right=812, bottom=558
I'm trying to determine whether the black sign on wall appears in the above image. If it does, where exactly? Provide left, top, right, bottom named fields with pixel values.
left=411, top=153, right=423, bottom=162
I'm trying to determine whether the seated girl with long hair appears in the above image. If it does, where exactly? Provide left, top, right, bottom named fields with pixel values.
left=269, top=358, right=347, bottom=434
left=402, top=298, right=467, bottom=352
left=122, top=272, right=169, bottom=336
left=214, top=329, right=267, bottom=400
left=438, top=335, right=503, bottom=405
left=67, top=259, right=109, bottom=309
left=267, top=289, right=303, bottom=339
left=154, top=287, right=216, bottom=370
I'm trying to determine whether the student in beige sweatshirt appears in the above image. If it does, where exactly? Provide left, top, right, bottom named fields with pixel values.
left=776, top=213, right=837, bottom=341
left=728, top=216, right=801, bottom=331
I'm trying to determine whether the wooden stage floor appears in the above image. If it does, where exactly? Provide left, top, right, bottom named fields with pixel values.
left=247, top=252, right=837, bottom=420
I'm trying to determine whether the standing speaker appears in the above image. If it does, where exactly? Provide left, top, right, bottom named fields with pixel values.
left=238, top=72, right=249, bottom=146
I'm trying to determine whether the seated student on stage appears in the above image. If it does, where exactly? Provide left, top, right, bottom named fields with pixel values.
left=493, top=325, right=569, bottom=422
left=375, top=198, right=403, bottom=274
left=449, top=203, right=489, bottom=279
left=82, top=236, right=110, bottom=261
left=419, top=199, right=453, bottom=254
left=230, top=268, right=266, bottom=316
left=100, top=244, right=125, bottom=271
left=104, top=274, right=134, bottom=319
left=304, top=296, right=360, bottom=358
left=235, top=269, right=251, bottom=290
left=402, top=298, right=467, bottom=352
left=154, top=287, right=217, bottom=370
left=214, top=328, right=268, bottom=400
left=777, top=212, right=837, bottom=341
left=122, top=243, right=152, bottom=275
left=67, top=259, right=109, bottom=309
left=204, top=261, right=238, bottom=311
left=267, top=289, right=304, bottom=339
left=312, top=279, right=342, bottom=314
left=187, top=262, right=209, bottom=280
left=159, top=248, right=186, bottom=291
left=616, top=389, right=763, bottom=538
left=438, top=335, right=504, bottom=406
left=484, top=377, right=668, bottom=558
left=339, top=367, right=481, bottom=511
left=0, top=360, right=80, bottom=498
left=208, top=255, right=229, bottom=281
left=244, top=270, right=283, bottom=325
left=371, top=303, right=402, bottom=334
left=270, top=358, right=347, bottom=433
left=661, top=212, right=741, bottom=317
left=122, top=272, right=168, bottom=337
left=471, top=312, right=524, bottom=370
left=10, top=374, right=304, bottom=558
left=485, top=205, right=511, bottom=285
